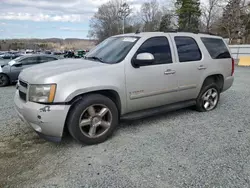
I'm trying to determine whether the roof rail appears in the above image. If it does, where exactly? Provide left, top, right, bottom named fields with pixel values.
left=197, top=31, right=217, bottom=36
left=164, top=30, right=217, bottom=36
left=164, top=29, right=178, bottom=33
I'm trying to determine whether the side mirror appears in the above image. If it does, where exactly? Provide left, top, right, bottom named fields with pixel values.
left=133, top=53, right=154, bottom=68
left=13, top=63, right=22, bottom=67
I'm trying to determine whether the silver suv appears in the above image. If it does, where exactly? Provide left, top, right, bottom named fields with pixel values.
left=14, top=32, right=234, bottom=145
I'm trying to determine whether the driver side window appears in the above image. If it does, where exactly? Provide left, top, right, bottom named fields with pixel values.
left=135, top=37, right=173, bottom=66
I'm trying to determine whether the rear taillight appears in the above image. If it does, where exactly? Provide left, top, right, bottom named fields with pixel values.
left=231, top=58, right=235, bottom=76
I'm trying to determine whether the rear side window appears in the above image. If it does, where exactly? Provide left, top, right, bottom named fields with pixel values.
left=201, top=37, right=231, bottom=59
left=174, top=36, right=202, bottom=62
left=136, top=36, right=172, bottom=65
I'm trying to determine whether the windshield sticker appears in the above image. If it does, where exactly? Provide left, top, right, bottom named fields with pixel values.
left=123, top=37, right=137, bottom=42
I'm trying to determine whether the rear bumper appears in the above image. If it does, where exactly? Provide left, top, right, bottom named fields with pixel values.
left=222, top=76, right=234, bottom=92
left=14, top=91, right=70, bottom=142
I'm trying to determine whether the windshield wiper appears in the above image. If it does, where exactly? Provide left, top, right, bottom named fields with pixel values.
left=86, top=56, right=105, bottom=63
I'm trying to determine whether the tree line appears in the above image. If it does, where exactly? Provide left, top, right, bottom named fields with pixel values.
left=88, top=0, right=250, bottom=44
left=0, top=39, right=97, bottom=51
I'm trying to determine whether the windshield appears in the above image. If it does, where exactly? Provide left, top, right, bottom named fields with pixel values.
left=8, top=56, right=22, bottom=66
left=8, top=60, right=16, bottom=66
left=85, top=36, right=139, bottom=64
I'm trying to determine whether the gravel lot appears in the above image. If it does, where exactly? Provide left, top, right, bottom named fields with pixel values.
left=0, top=67, right=250, bottom=188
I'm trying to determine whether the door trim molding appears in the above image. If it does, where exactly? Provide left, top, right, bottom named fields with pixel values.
left=130, top=88, right=178, bottom=100
left=178, top=84, right=197, bottom=91
left=129, top=84, right=196, bottom=100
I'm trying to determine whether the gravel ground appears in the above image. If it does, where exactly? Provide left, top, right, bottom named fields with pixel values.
left=0, top=67, right=250, bottom=188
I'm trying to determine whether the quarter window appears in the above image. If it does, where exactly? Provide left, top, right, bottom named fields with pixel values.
left=135, top=37, right=172, bottom=66
left=201, top=37, right=231, bottom=59
left=174, top=36, right=202, bottom=62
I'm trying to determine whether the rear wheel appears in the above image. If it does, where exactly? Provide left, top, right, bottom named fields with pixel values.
left=0, top=74, right=9, bottom=87
left=67, top=94, right=119, bottom=145
left=196, top=83, right=220, bottom=112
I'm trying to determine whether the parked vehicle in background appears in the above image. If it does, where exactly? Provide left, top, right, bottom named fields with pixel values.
left=64, top=51, right=75, bottom=58
left=0, top=51, right=7, bottom=56
left=45, top=50, right=52, bottom=55
left=15, top=32, right=234, bottom=145
left=0, top=54, right=59, bottom=87
left=75, top=50, right=89, bottom=58
left=52, top=51, right=63, bottom=55
left=0, top=52, right=22, bottom=59
left=25, top=49, right=34, bottom=54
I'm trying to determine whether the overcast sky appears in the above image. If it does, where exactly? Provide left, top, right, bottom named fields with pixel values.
left=0, top=0, right=205, bottom=39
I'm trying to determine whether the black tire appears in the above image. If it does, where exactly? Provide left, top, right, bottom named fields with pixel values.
left=67, top=94, right=119, bottom=145
left=196, top=83, right=220, bottom=112
left=0, top=73, right=9, bottom=87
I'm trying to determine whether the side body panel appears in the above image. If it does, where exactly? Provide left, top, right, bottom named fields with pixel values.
left=53, top=64, right=128, bottom=115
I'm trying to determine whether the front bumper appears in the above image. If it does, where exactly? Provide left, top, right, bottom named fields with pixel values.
left=14, top=91, right=70, bottom=142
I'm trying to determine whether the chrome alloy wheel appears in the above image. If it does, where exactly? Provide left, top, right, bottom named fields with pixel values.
left=202, top=88, right=219, bottom=111
left=79, top=104, right=112, bottom=138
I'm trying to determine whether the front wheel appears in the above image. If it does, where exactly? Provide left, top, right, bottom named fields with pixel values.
left=0, top=74, right=9, bottom=87
left=196, top=83, right=220, bottom=112
left=67, top=94, right=119, bottom=145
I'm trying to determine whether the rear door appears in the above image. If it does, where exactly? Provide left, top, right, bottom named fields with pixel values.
left=10, top=56, right=39, bottom=81
left=169, top=34, right=207, bottom=101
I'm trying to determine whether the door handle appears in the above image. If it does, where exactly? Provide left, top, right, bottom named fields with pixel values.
left=164, top=69, right=176, bottom=75
left=198, top=65, right=207, bottom=70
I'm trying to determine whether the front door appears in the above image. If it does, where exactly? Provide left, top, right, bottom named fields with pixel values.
left=125, top=36, right=179, bottom=113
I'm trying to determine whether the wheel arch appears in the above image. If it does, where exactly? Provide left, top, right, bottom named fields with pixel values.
left=67, top=89, right=122, bottom=116
left=63, top=89, right=122, bottom=136
left=201, top=74, right=224, bottom=92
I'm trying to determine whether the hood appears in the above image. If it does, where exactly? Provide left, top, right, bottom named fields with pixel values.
left=19, top=58, right=108, bottom=83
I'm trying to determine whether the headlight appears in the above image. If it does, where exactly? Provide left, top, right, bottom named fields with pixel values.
left=29, top=84, right=56, bottom=103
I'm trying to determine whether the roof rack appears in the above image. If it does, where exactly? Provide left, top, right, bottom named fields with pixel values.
left=196, top=31, right=216, bottom=36
left=164, top=30, right=217, bottom=36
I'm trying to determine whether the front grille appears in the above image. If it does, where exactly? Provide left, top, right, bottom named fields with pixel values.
left=19, top=90, right=27, bottom=101
left=19, top=80, right=28, bottom=88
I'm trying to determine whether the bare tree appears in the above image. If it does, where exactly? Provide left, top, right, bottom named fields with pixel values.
left=88, top=0, right=133, bottom=42
left=118, top=3, right=132, bottom=34
left=88, top=0, right=122, bottom=42
left=140, top=0, right=162, bottom=32
left=201, top=0, right=222, bottom=32
left=219, top=0, right=250, bottom=44
left=239, top=1, right=250, bottom=43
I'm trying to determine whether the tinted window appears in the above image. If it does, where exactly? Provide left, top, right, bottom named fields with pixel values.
left=20, top=57, right=39, bottom=65
left=39, top=56, right=57, bottom=63
left=136, top=37, right=172, bottom=65
left=201, top=38, right=231, bottom=59
left=175, top=37, right=202, bottom=62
